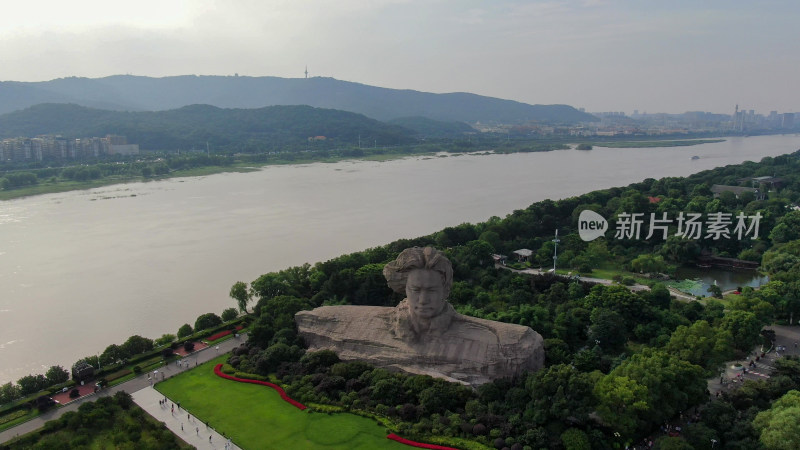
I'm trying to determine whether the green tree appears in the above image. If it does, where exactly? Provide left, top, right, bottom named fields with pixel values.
left=560, top=428, right=591, bottom=450
left=753, top=390, right=800, bottom=450
left=221, top=307, right=238, bottom=321
left=719, top=310, right=763, bottom=352
left=610, top=348, right=706, bottom=428
left=0, top=382, right=21, bottom=404
left=229, top=281, right=252, bottom=313
left=177, top=323, right=193, bottom=338
left=769, top=211, right=800, bottom=244
left=194, top=313, right=223, bottom=331
left=593, top=375, right=649, bottom=437
left=525, top=364, right=601, bottom=426
left=100, top=344, right=125, bottom=365
left=588, top=309, right=627, bottom=351
left=630, top=253, right=667, bottom=274
left=707, top=284, right=722, bottom=299
left=255, top=343, right=304, bottom=374
left=653, top=436, right=694, bottom=450
left=45, top=366, right=69, bottom=386
left=648, top=283, right=672, bottom=309
left=17, top=374, right=47, bottom=396
left=154, top=333, right=176, bottom=347
left=121, top=335, right=154, bottom=356
left=665, top=320, right=733, bottom=370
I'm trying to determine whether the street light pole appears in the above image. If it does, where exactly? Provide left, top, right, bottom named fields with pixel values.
left=552, top=229, right=560, bottom=272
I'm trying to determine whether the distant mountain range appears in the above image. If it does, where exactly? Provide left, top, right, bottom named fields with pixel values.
left=0, top=103, right=421, bottom=151
left=0, top=75, right=596, bottom=124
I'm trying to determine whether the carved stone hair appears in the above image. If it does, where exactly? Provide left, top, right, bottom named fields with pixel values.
left=383, top=247, right=453, bottom=297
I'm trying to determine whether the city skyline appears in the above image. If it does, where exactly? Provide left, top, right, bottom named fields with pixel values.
left=1, top=1, right=798, bottom=115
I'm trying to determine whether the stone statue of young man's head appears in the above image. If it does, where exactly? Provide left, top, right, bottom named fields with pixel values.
left=383, top=247, right=453, bottom=327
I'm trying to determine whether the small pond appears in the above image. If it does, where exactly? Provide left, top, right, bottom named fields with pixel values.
left=671, top=266, right=769, bottom=297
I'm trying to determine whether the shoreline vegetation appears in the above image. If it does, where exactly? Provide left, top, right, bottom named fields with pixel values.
left=1, top=137, right=725, bottom=201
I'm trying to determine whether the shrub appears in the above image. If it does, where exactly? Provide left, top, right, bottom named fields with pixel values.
left=184, top=342, right=195, bottom=352
left=133, top=366, right=142, bottom=374
left=69, top=389, right=80, bottom=399
left=162, top=349, right=174, bottom=358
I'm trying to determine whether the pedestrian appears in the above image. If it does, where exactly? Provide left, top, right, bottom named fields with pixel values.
left=196, top=427, right=199, bottom=435
left=188, top=413, right=190, bottom=421
left=209, top=435, right=212, bottom=444
left=181, top=423, right=184, bottom=431
left=171, top=405, right=174, bottom=414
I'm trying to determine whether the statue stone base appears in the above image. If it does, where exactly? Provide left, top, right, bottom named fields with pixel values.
left=296, top=300, right=544, bottom=386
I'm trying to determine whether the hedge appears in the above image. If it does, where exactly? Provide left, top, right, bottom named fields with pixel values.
left=0, top=409, right=28, bottom=426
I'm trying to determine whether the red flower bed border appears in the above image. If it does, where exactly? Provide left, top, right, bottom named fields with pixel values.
left=386, top=433, right=460, bottom=450
left=207, top=325, right=244, bottom=342
left=213, top=364, right=306, bottom=410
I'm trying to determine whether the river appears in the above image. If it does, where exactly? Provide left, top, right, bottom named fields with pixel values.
left=1, top=134, right=798, bottom=384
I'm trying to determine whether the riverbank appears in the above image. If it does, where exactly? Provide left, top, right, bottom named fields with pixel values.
left=0, top=136, right=730, bottom=201
left=591, top=138, right=725, bottom=148
left=0, top=151, right=443, bottom=201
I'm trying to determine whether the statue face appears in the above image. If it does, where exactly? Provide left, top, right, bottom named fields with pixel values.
left=406, top=269, right=446, bottom=320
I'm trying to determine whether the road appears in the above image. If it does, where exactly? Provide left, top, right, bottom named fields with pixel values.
left=501, top=265, right=652, bottom=292
left=0, top=334, right=246, bottom=445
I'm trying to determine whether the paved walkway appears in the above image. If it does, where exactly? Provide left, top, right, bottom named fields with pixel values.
left=131, top=387, right=240, bottom=450
left=0, top=334, right=246, bottom=445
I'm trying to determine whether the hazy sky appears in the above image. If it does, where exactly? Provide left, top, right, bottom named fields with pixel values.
left=1, top=0, right=797, bottom=114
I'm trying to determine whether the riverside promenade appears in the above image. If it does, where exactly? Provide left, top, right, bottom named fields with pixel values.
left=0, top=334, right=246, bottom=446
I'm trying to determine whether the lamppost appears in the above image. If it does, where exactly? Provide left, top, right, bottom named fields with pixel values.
left=552, top=229, right=560, bottom=272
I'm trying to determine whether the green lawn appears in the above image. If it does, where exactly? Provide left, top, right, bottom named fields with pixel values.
left=155, top=357, right=407, bottom=450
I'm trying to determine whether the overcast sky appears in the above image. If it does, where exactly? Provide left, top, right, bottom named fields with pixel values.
left=1, top=0, right=796, bottom=114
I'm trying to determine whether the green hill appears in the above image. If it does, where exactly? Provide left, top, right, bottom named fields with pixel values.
left=0, top=103, right=414, bottom=152
left=0, top=75, right=598, bottom=124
